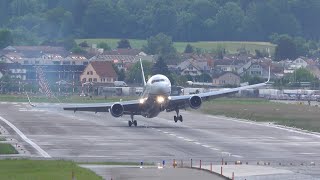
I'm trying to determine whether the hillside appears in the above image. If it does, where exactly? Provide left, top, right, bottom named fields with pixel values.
left=76, top=38, right=276, bottom=55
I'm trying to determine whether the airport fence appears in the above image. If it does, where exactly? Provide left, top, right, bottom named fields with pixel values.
left=155, top=158, right=320, bottom=180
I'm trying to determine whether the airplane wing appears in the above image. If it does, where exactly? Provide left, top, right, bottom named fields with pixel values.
left=166, top=68, right=270, bottom=112
left=166, top=81, right=267, bottom=112
left=63, top=100, right=142, bottom=115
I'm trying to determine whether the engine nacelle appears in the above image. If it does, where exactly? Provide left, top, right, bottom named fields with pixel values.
left=110, top=103, right=124, bottom=117
left=189, top=95, right=202, bottom=109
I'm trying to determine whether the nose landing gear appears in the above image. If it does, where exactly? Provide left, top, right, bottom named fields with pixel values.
left=173, top=109, right=183, bottom=123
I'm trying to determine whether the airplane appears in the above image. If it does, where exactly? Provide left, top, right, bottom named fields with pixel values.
left=63, top=59, right=270, bottom=127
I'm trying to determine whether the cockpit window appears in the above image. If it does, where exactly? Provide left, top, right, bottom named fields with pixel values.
left=151, top=79, right=165, bottom=84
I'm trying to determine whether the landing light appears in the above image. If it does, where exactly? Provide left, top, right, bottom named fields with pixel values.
left=139, top=98, right=145, bottom=104
left=156, top=96, right=165, bottom=104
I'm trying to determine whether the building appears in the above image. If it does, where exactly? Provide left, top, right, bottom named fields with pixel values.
left=89, top=49, right=155, bottom=71
left=212, top=72, right=240, bottom=87
left=80, top=61, right=118, bottom=85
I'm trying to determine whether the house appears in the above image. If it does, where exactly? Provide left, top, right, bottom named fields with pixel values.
left=215, top=54, right=253, bottom=73
left=80, top=61, right=117, bottom=84
left=241, top=59, right=284, bottom=79
left=89, top=49, right=155, bottom=71
left=291, top=57, right=308, bottom=69
left=0, top=63, right=27, bottom=81
left=212, top=72, right=240, bottom=86
left=176, top=59, right=203, bottom=76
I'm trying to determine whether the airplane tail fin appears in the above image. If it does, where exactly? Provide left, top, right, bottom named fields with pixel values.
left=140, top=58, right=147, bottom=86
left=266, top=66, right=271, bottom=83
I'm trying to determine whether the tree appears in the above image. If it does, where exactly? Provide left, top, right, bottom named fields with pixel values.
left=70, top=46, right=86, bottom=54
left=143, top=33, right=179, bottom=64
left=117, top=39, right=131, bottom=49
left=112, top=64, right=126, bottom=81
left=274, top=34, right=298, bottom=61
left=213, top=45, right=226, bottom=59
left=0, top=74, right=14, bottom=93
left=151, top=6, right=177, bottom=36
left=0, top=29, right=13, bottom=48
left=195, top=73, right=212, bottom=82
left=292, top=68, right=315, bottom=83
left=79, top=41, right=89, bottom=48
left=184, top=44, right=194, bottom=53
left=97, top=42, right=111, bottom=50
left=213, top=2, right=245, bottom=40
left=126, top=60, right=152, bottom=84
left=152, top=57, right=170, bottom=76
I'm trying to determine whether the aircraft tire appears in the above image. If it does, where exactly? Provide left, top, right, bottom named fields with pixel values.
left=174, top=116, right=178, bottom=123
left=179, top=115, right=183, bottom=122
left=133, top=120, right=137, bottom=127
left=128, top=121, right=132, bottom=127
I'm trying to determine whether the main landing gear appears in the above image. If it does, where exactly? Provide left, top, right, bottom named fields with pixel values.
left=128, top=114, right=137, bottom=127
left=174, top=109, right=183, bottom=123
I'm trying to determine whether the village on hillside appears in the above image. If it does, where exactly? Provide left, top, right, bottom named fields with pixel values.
left=1, top=43, right=320, bottom=99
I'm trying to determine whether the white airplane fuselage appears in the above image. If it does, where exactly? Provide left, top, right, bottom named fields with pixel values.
left=139, top=74, right=171, bottom=118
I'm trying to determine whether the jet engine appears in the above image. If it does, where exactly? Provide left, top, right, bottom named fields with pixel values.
left=110, top=103, right=124, bottom=117
left=189, top=95, right=202, bottom=109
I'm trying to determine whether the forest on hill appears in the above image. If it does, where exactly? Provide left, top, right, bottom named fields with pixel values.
left=0, top=0, right=319, bottom=45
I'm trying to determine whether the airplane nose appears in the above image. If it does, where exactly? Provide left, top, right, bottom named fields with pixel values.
left=151, top=82, right=170, bottom=95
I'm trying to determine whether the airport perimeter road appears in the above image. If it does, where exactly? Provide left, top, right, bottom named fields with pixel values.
left=0, top=102, right=320, bottom=179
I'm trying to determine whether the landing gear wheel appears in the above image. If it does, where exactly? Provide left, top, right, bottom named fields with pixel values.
left=179, top=115, right=183, bottom=122
left=128, top=121, right=132, bottom=127
left=133, top=120, right=137, bottom=127
left=174, top=116, right=178, bottom=123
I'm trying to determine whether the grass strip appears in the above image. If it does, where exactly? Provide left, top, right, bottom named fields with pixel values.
left=79, top=161, right=154, bottom=166
left=0, top=159, right=102, bottom=180
left=0, top=94, right=135, bottom=103
left=0, top=144, right=18, bottom=154
left=76, top=38, right=276, bottom=54
left=201, top=98, right=320, bottom=132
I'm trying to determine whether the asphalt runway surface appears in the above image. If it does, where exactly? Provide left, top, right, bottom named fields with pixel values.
left=0, top=101, right=320, bottom=179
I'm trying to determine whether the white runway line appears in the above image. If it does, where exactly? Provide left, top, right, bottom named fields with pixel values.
left=232, top=154, right=243, bottom=158
left=0, top=116, right=51, bottom=158
left=206, top=115, right=320, bottom=139
left=201, top=145, right=211, bottom=148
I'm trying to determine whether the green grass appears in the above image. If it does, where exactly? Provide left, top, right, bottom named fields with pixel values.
left=79, top=161, right=154, bottom=166
left=0, top=160, right=102, bottom=180
left=76, top=38, right=276, bottom=54
left=0, top=94, right=136, bottom=103
left=0, top=144, right=18, bottom=154
left=201, top=98, right=320, bottom=132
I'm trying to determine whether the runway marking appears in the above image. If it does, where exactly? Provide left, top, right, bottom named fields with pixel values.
left=178, top=136, right=184, bottom=139
left=211, top=148, right=219, bottom=151
left=0, top=102, right=7, bottom=104
left=169, top=133, right=176, bottom=136
left=0, top=116, right=51, bottom=158
left=206, top=115, right=320, bottom=139
left=194, top=142, right=201, bottom=145
left=299, top=153, right=316, bottom=155
left=163, top=131, right=169, bottom=134
left=232, top=154, right=243, bottom=158
left=201, top=145, right=211, bottom=148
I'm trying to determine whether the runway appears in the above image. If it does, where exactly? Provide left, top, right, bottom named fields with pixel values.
left=0, top=101, right=320, bottom=179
